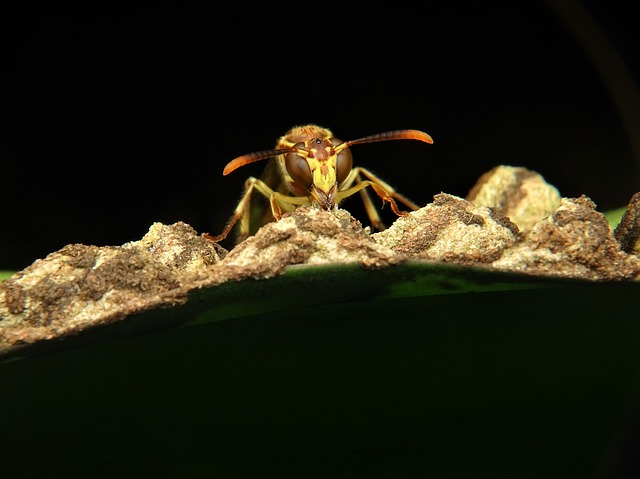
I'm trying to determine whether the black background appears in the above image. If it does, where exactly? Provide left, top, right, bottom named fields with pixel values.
left=3, top=1, right=639, bottom=270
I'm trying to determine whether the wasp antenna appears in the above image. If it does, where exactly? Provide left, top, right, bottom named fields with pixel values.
left=344, top=129, right=434, bottom=148
left=223, top=148, right=294, bottom=175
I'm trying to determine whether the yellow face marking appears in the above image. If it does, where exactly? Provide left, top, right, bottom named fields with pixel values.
left=308, top=147, right=338, bottom=196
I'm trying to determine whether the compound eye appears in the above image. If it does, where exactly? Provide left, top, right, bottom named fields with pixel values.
left=334, top=142, right=352, bottom=184
left=285, top=145, right=312, bottom=190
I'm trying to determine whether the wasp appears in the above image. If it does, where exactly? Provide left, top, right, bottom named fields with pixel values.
left=207, top=124, right=433, bottom=243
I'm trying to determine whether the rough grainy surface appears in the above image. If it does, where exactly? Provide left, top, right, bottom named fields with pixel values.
left=0, top=222, right=224, bottom=346
left=372, top=193, right=521, bottom=265
left=493, top=196, right=640, bottom=280
left=614, top=192, right=640, bottom=255
left=1, top=165, right=639, bottom=352
left=222, top=206, right=400, bottom=271
left=466, top=165, right=562, bottom=231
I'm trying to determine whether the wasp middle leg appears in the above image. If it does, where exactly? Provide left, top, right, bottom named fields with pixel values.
left=336, top=166, right=420, bottom=231
left=206, top=177, right=309, bottom=243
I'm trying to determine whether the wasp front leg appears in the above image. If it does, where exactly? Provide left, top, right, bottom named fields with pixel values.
left=337, top=167, right=421, bottom=231
left=359, top=166, right=421, bottom=214
left=206, top=177, right=309, bottom=243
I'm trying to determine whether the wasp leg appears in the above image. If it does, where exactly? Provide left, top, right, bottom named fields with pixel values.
left=357, top=167, right=420, bottom=211
left=337, top=167, right=420, bottom=230
left=337, top=167, right=386, bottom=231
left=206, top=177, right=310, bottom=243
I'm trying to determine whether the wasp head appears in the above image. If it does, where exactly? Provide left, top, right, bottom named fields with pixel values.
left=284, top=136, right=353, bottom=210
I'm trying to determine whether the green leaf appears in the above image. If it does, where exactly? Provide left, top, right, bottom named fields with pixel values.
left=0, top=271, right=15, bottom=282
left=604, top=206, right=626, bottom=229
left=1, top=262, right=639, bottom=477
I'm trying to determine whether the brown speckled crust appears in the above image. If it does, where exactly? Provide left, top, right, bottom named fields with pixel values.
left=372, top=193, right=521, bottom=265
left=467, top=165, right=561, bottom=231
left=0, top=222, right=224, bottom=347
left=142, top=222, right=227, bottom=270
left=1, top=279, right=26, bottom=315
left=494, top=196, right=640, bottom=280
left=0, top=209, right=400, bottom=350
left=434, top=194, right=486, bottom=227
left=614, top=192, right=640, bottom=255
left=467, top=166, right=536, bottom=210
left=221, top=206, right=400, bottom=273
left=2, top=169, right=640, bottom=353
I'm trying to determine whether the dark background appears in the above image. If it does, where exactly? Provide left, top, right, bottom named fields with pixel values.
left=3, top=1, right=640, bottom=270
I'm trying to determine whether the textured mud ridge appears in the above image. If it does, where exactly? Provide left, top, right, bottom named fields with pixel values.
left=1, top=165, right=639, bottom=351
